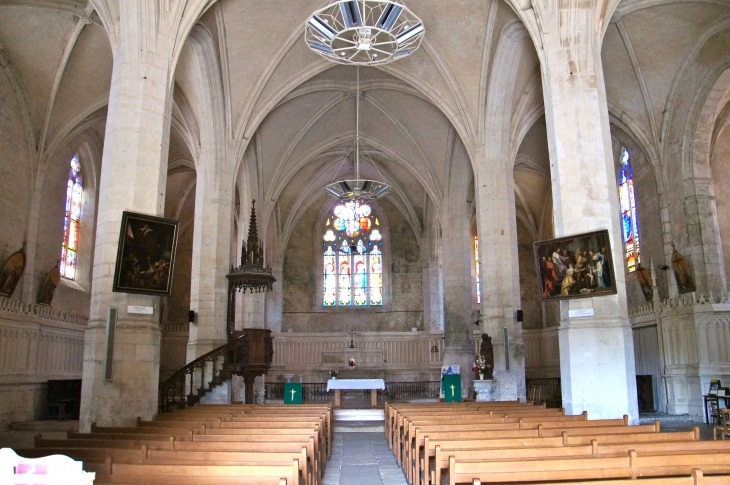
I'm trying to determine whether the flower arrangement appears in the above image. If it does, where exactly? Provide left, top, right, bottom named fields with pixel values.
left=473, top=355, right=491, bottom=375
left=330, top=370, right=338, bottom=379
left=348, top=357, right=356, bottom=369
left=381, top=386, right=396, bottom=403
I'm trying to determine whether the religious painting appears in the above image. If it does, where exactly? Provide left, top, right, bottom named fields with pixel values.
left=0, top=244, right=25, bottom=297
left=671, top=244, right=696, bottom=294
left=533, top=230, right=617, bottom=301
left=37, top=264, right=60, bottom=305
left=112, top=212, right=179, bottom=296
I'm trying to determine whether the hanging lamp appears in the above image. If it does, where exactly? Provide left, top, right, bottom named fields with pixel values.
left=323, top=66, right=391, bottom=201
left=305, top=0, right=425, bottom=66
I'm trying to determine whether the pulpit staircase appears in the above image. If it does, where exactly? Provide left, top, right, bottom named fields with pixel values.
left=158, top=329, right=272, bottom=413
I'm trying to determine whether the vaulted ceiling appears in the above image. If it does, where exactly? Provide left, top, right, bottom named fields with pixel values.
left=2, top=0, right=730, bottom=255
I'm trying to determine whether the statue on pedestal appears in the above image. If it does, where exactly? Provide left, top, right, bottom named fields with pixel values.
left=479, top=334, right=494, bottom=380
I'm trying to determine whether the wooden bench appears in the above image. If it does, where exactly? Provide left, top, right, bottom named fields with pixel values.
left=408, top=421, right=659, bottom=483
left=507, top=470, right=730, bottom=485
left=420, top=429, right=700, bottom=485
left=433, top=436, right=730, bottom=485
left=25, top=442, right=316, bottom=485
left=447, top=451, right=730, bottom=485
left=95, top=461, right=299, bottom=484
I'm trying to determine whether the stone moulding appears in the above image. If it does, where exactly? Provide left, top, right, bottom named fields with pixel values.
left=628, top=292, right=730, bottom=320
left=0, top=295, right=88, bottom=326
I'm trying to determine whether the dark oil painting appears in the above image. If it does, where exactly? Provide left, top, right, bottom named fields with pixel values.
left=113, top=212, right=179, bottom=296
left=533, top=229, right=617, bottom=301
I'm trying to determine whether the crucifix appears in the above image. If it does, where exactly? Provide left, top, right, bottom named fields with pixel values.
left=449, top=384, right=456, bottom=397
left=349, top=331, right=356, bottom=349
left=290, top=388, right=297, bottom=401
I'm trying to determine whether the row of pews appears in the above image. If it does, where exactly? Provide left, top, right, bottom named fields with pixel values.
left=385, top=400, right=730, bottom=485
left=14, top=403, right=332, bottom=484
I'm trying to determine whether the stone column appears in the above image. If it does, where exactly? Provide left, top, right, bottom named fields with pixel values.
left=537, top=6, right=638, bottom=421
left=422, top=200, right=444, bottom=333
left=79, top=8, right=176, bottom=430
left=474, top=20, right=529, bottom=402
left=441, top=142, right=475, bottom=398
left=186, top=28, right=234, bottom=361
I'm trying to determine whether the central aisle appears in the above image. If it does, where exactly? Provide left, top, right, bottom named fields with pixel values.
left=322, top=432, right=407, bottom=485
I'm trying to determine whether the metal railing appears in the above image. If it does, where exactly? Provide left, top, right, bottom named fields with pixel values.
left=264, top=381, right=441, bottom=402
left=526, top=378, right=562, bottom=408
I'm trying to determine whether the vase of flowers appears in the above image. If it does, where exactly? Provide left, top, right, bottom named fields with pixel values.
left=473, top=355, right=491, bottom=380
left=348, top=357, right=356, bottom=369
left=330, top=370, right=338, bottom=379
left=381, top=386, right=396, bottom=404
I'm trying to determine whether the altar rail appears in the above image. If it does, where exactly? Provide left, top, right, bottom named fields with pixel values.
left=264, top=381, right=441, bottom=402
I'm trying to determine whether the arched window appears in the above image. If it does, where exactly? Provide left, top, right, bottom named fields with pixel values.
left=618, top=147, right=640, bottom=273
left=322, top=200, right=383, bottom=306
left=61, top=154, right=82, bottom=280
left=474, top=235, right=481, bottom=304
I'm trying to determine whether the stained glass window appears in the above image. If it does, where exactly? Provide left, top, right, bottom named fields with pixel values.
left=618, top=148, right=640, bottom=272
left=322, top=200, right=384, bottom=306
left=474, top=236, right=481, bottom=303
left=61, top=155, right=82, bottom=280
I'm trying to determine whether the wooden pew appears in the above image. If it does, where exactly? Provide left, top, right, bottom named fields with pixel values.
left=95, top=461, right=300, bottom=484
left=433, top=434, right=730, bottom=485
left=28, top=441, right=318, bottom=485
left=504, top=470, right=730, bottom=485
left=447, top=451, right=730, bottom=485
left=408, top=421, right=659, bottom=484
left=420, top=429, right=700, bottom=485
left=388, top=407, right=565, bottom=449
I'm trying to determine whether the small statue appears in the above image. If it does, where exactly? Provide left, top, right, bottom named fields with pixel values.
left=671, top=244, right=696, bottom=294
left=479, top=334, right=494, bottom=380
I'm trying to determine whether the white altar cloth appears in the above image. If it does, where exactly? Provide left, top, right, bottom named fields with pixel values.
left=326, top=379, right=385, bottom=391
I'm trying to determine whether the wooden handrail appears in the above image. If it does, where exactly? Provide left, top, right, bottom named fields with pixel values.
left=158, top=334, right=250, bottom=413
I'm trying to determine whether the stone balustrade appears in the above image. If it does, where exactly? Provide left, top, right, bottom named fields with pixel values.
left=0, top=297, right=87, bottom=429
left=269, top=331, right=444, bottom=382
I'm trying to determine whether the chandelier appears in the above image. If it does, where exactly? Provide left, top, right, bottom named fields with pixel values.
left=305, top=0, right=425, bottom=66
left=227, top=200, right=275, bottom=293
left=324, top=66, right=391, bottom=201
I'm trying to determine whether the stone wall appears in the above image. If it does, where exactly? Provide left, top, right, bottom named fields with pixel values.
left=282, top=199, right=423, bottom=332
left=0, top=296, right=86, bottom=429
left=0, top=69, right=32, bottom=297
left=517, top=221, right=542, bottom=330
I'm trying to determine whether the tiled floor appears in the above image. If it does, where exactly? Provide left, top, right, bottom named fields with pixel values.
left=323, top=432, right=407, bottom=485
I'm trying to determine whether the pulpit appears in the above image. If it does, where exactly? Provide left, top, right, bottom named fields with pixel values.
left=229, top=329, right=273, bottom=404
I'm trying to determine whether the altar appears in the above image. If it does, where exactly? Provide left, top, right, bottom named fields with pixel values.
left=327, top=378, right=385, bottom=408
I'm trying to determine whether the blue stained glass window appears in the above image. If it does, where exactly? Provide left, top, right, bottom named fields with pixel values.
left=618, top=148, right=640, bottom=272
left=322, top=200, right=383, bottom=306
left=61, top=155, right=82, bottom=281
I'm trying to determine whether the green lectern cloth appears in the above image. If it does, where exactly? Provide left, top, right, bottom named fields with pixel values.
left=442, top=374, right=462, bottom=402
left=284, top=383, right=303, bottom=404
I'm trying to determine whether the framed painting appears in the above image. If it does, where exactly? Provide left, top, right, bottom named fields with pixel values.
left=533, top=229, right=617, bottom=302
left=112, top=211, right=180, bottom=296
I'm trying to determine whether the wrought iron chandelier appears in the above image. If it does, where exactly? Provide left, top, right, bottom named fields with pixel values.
left=227, top=200, right=275, bottom=293
left=324, top=66, right=391, bottom=201
left=305, top=0, right=425, bottom=66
